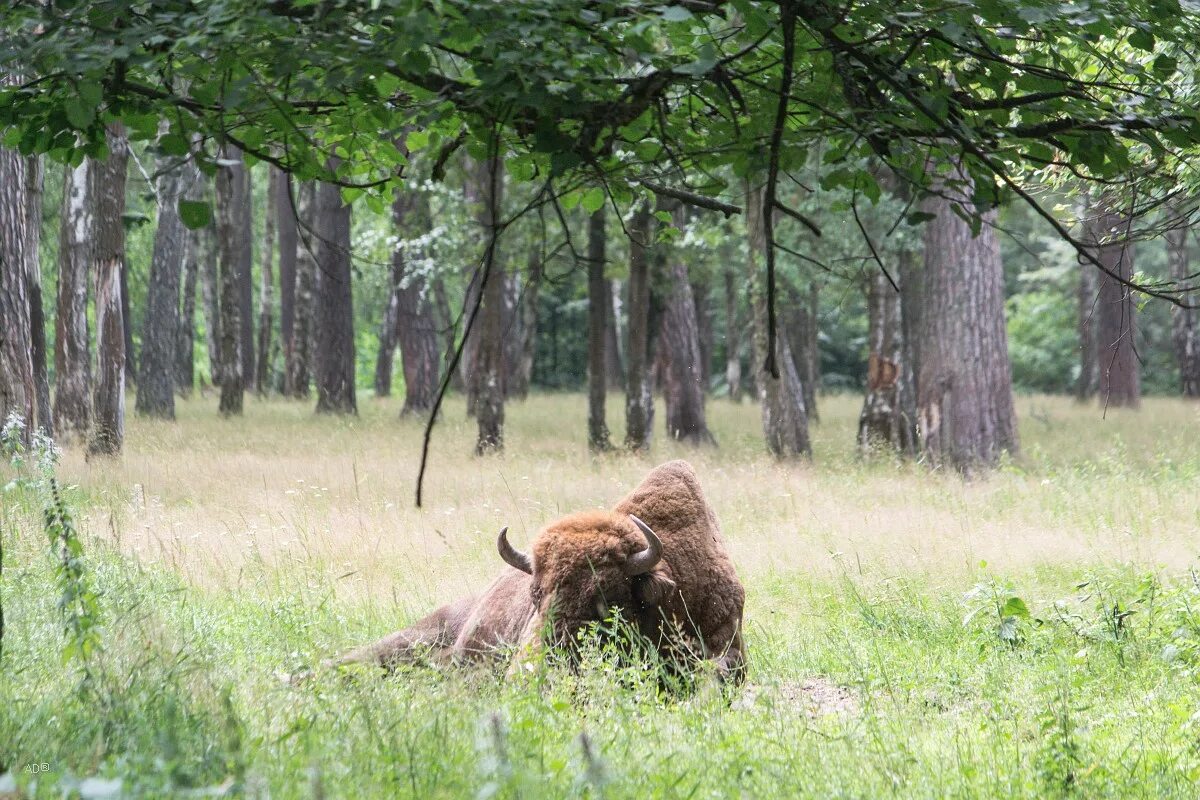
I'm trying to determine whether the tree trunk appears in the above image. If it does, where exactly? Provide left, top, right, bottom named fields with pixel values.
left=54, top=160, right=94, bottom=440
left=200, top=207, right=221, bottom=386
left=1075, top=260, right=1099, bottom=401
left=658, top=206, right=715, bottom=446
left=313, top=180, right=356, bottom=414
left=255, top=167, right=278, bottom=395
left=605, top=279, right=624, bottom=391
left=432, top=275, right=459, bottom=392
left=746, top=183, right=810, bottom=458
left=24, top=155, right=51, bottom=436
left=393, top=195, right=440, bottom=416
left=624, top=204, right=654, bottom=451
left=692, top=276, right=714, bottom=389
left=917, top=165, right=1018, bottom=470
left=1087, top=196, right=1140, bottom=409
left=176, top=166, right=205, bottom=397
left=120, top=260, right=136, bottom=385
left=89, top=125, right=129, bottom=455
left=858, top=264, right=916, bottom=454
left=135, top=148, right=188, bottom=418
left=586, top=207, right=613, bottom=452
left=472, top=156, right=505, bottom=454
left=286, top=181, right=316, bottom=398
left=0, top=142, right=35, bottom=442
left=277, top=172, right=298, bottom=393
left=1166, top=218, right=1200, bottom=397
left=236, top=162, right=255, bottom=391
left=216, top=146, right=245, bottom=415
left=723, top=267, right=742, bottom=402
left=507, top=251, right=542, bottom=400
left=374, top=273, right=401, bottom=398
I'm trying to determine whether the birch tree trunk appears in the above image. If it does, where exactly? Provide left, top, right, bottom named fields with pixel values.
left=55, top=160, right=93, bottom=440
left=176, top=166, right=205, bottom=397
left=509, top=250, right=542, bottom=400
left=89, top=125, right=129, bottom=455
left=313, top=180, right=356, bottom=414
left=255, top=167, right=278, bottom=395
left=237, top=161, right=255, bottom=391
left=916, top=164, right=1018, bottom=470
left=605, top=279, right=624, bottom=391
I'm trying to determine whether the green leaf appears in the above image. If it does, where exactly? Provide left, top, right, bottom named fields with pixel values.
left=1128, top=28, right=1155, bottom=51
left=178, top=200, right=212, bottom=230
left=1001, top=596, right=1031, bottom=620
left=660, top=5, right=693, bottom=22
left=65, top=103, right=94, bottom=131
left=158, top=132, right=190, bottom=157
left=1152, top=54, right=1178, bottom=76
left=406, top=129, right=430, bottom=151
left=581, top=187, right=605, bottom=213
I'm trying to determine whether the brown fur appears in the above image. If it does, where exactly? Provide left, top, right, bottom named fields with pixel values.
left=331, top=460, right=746, bottom=681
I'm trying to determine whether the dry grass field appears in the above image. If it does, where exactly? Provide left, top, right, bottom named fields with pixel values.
left=4, top=391, right=1200, bottom=798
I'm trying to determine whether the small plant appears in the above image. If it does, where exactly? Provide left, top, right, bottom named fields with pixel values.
left=962, top=577, right=1035, bottom=646
left=44, top=477, right=103, bottom=685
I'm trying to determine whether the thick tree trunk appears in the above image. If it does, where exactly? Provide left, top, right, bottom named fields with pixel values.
left=216, top=146, right=245, bottom=415
left=1075, top=261, right=1099, bottom=401
left=236, top=161, right=255, bottom=391
left=1087, top=197, right=1140, bottom=409
left=135, top=149, right=188, bottom=418
left=313, top=180, right=356, bottom=414
left=89, top=125, right=129, bottom=455
left=471, top=156, right=506, bottom=453
left=176, top=166, right=205, bottom=397
left=286, top=181, right=317, bottom=398
left=54, top=160, right=94, bottom=440
left=624, top=204, right=654, bottom=451
left=746, top=183, right=809, bottom=458
left=917, top=166, right=1018, bottom=470
left=24, top=155, right=51, bottom=436
left=0, top=144, right=35, bottom=442
left=1166, top=218, right=1200, bottom=397
left=277, top=172, right=298, bottom=393
left=255, top=168, right=278, bottom=395
left=858, top=264, right=916, bottom=454
left=723, top=267, right=742, bottom=402
left=586, top=207, right=613, bottom=451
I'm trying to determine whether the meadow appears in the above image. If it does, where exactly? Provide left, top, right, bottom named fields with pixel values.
left=3, top=392, right=1200, bottom=798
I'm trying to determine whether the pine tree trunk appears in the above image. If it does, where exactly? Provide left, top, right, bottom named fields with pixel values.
left=1166, top=218, right=1200, bottom=397
left=1075, top=261, right=1098, bottom=401
left=374, top=276, right=400, bottom=398
left=286, top=181, right=316, bottom=398
left=255, top=167, right=277, bottom=395
left=433, top=276, right=460, bottom=392
left=858, top=265, right=915, bottom=454
left=746, top=183, right=809, bottom=458
left=135, top=148, right=188, bottom=419
left=723, top=267, right=742, bottom=402
left=393, top=195, right=440, bottom=416
left=277, top=172, right=298, bottom=393
left=692, top=276, right=713, bottom=388
left=658, top=206, right=715, bottom=446
left=313, top=180, right=356, bottom=414
left=120, top=260, right=136, bottom=385
left=24, top=155, right=51, bottom=436
left=176, top=165, right=205, bottom=397
left=1087, top=196, right=1140, bottom=409
left=586, top=207, right=612, bottom=451
left=236, top=162, right=255, bottom=391
left=199, top=210, right=221, bottom=387
left=510, top=250, right=542, bottom=399
left=216, top=146, right=245, bottom=415
left=917, top=165, right=1018, bottom=470
left=472, top=156, right=506, bottom=453
left=55, top=160, right=93, bottom=440
left=90, top=125, right=129, bottom=455
left=0, top=142, right=35, bottom=442
left=624, top=204, right=654, bottom=451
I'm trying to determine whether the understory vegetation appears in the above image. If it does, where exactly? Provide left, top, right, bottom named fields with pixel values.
left=2, top=394, right=1199, bottom=798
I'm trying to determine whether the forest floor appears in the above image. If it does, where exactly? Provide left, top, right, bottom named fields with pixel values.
left=3, top=393, right=1200, bottom=798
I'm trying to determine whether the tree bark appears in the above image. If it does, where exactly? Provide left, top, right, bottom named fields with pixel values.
left=90, top=125, right=129, bottom=455
left=216, top=146, right=245, bottom=415
left=286, top=181, right=317, bottom=398
left=135, top=148, right=189, bottom=419
left=857, top=262, right=916, bottom=454
left=692, top=276, right=714, bottom=388
left=199, top=205, right=221, bottom=387
left=313, top=180, right=356, bottom=414
left=24, top=155, right=51, bottom=436
left=747, top=183, right=810, bottom=458
left=276, top=172, right=298, bottom=394
left=0, top=142, right=35, bottom=442
left=1075, top=259, right=1099, bottom=401
left=586, top=207, right=613, bottom=451
left=507, top=251, right=542, bottom=400
left=917, top=165, right=1018, bottom=470
left=658, top=206, right=715, bottom=446
left=723, top=267, right=742, bottom=402
left=120, top=259, right=136, bottom=385
left=1166, top=217, right=1200, bottom=398
left=392, top=195, right=440, bottom=416
left=236, top=161, right=255, bottom=391
left=255, top=167, right=278, bottom=395
left=624, top=204, right=654, bottom=451
left=176, top=167, right=205, bottom=397
left=1087, top=196, right=1140, bottom=409
left=54, top=160, right=93, bottom=440
left=374, top=267, right=401, bottom=398
left=472, top=156, right=505, bottom=454
left=605, top=279, right=624, bottom=391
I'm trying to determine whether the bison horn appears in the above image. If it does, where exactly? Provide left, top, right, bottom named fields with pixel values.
left=625, top=515, right=663, bottom=576
left=497, top=527, right=533, bottom=574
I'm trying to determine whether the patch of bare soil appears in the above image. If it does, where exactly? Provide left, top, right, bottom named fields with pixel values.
left=733, top=677, right=860, bottom=716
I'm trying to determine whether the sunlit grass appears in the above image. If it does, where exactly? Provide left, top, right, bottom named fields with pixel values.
left=3, top=391, right=1200, bottom=797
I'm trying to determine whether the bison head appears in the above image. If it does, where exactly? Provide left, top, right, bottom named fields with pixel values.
left=497, top=511, right=676, bottom=653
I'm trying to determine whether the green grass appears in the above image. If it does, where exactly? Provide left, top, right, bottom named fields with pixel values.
left=3, top=392, right=1200, bottom=798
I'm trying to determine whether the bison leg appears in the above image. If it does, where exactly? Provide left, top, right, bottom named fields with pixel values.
left=325, top=595, right=476, bottom=671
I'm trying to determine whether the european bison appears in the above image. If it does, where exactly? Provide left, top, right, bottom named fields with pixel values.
left=331, top=460, right=746, bottom=681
